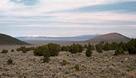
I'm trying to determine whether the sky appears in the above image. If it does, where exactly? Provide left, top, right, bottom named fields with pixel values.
left=0, top=0, right=136, bottom=37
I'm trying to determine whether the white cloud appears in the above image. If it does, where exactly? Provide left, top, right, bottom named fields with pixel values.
left=0, top=0, right=26, bottom=11
left=0, top=0, right=136, bottom=37
left=1, top=0, right=136, bottom=16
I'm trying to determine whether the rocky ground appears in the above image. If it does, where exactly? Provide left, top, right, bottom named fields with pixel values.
left=0, top=46, right=136, bottom=78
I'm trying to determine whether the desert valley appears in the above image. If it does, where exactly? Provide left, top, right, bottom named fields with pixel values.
left=0, top=0, right=136, bottom=78
left=0, top=33, right=136, bottom=78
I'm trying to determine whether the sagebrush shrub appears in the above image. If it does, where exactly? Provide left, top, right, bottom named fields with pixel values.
left=11, top=49, right=14, bottom=52
left=95, top=44, right=103, bottom=53
left=127, top=39, right=136, bottom=54
left=86, top=46, right=92, bottom=57
left=47, top=43, right=61, bottom=56
left=114, top=48, right=124, bottom=56
left=74, top=64, right=80, bottom=71
left=34, top=45, right=49, bottom=56
left=16, top=46, right=27, bottom=53
left=43, top=56, right=50, bottom=63
left=60, top=60, right=69, bottom=66
left=16, top=46, right=34, bottom=53
left=118, top=42, right=127, bottom=51
left=87, top=43, right=95, bottom=50
left=69, top=44, right=83, bottom=54
left=61, top=46, right=70, bottom=51
left=7, top=58, right=13, bottom=65
left=102, top=43, right=111, bottom=51
left=84, top=44, right=88, bottom=49
left=1, top=49, right=8, bottom=53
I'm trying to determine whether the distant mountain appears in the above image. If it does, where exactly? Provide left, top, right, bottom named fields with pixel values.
left=17, top=35, right=98, bottom=41
left=0, top=33, right=28, bottom=45
left=86, top=33, right=130, bottom=44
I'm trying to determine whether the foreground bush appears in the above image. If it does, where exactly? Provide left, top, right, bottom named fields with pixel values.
left=61, top=46, right=70, bottom=51
left=34, top=45, right=49, bottom=56
left=11, top=49, right=14, bottom=52
left=95, top=44, right=103, bottom=53
left=114, top=48, right=124, bottom=56
left=7, top=58, right=13, bottom=65
left=33, top=43, right=61, bottom=63
left=127, top=39, right=136, bottom=54
left=69, top=44, right=83, bottom=54
left=84, top=44, right=88, bottom=49
left=1, top=49, right=8, bottom=53
left=47, top=43, right=61, bottom=56
left=16, top=46, right=27, bottom=53
left=74, top=64, right=80, bottom=71
left=16, top=46, right=35, bottom=53
left=118, top=42, right=127, bottom=51
left=43, top=56, right=50, bottom=63
left=87, top=43, right=95, bottom=50
left=102, top=43, right=111, bottom=51
left=86, top=46, right=93, bottom=57
left=60, top=60, right=69, bottom=66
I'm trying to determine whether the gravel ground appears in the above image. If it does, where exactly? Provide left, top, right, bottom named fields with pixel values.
left=0, top=46, right=136, bottom=78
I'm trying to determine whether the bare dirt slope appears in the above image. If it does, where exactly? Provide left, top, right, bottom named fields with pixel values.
left=0, top=47, right=136, bottom=78
left=86, top=33, right=130, bottom=44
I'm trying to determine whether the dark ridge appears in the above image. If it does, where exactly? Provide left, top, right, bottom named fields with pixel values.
left=0, top=33, right=29, bottom=45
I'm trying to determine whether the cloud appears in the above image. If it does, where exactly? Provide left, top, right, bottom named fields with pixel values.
left=52, top=1, right=136, bottom=13
left=0, top=0, right=27, bottom=11
left=1, top=0, right=136, bottom=16
left=0, top=0, right=136, bottom=37
left=10, top=0, right=38, bottom=6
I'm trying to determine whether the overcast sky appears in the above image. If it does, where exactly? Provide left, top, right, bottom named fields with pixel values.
left=0, top=0, right=136, bottom=37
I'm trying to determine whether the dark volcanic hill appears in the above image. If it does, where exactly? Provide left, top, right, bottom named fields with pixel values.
left=86, top=33, right=130, bottom=44
left=0, top=33, right=28, bottom=45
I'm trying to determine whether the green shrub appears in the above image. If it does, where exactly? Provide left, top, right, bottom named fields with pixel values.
left=43, top=56, right=50, bottom=63
left=114, top=48, right=124, bottom=56
left=7, top=58, right=13, bottom=65
left=61, top=46, right=70, bottom=51
left=128, top=46, right=136, bottom=55
left=95, top=44, right=103, bottom=53
left=84, top=44, right=88, bottom=49
left=69, top=44, right=83, bottom=54
left=16, top=46, right=25, bottom=51
left=26, top=47, right=35, bottom=51
left=86, top=47, right=92, bottom=57
left=127, top=39, right=136, bottom=54
left=102, top=43, right=111, bottom=51
left=78, top=44, right=84, bottom=53
left=11, top=49, right=14, bottom=52
left=16, top=46, right=28, bottom=53
left=1, top=49, right=8, bottom=53
left=110, top=42, right=119, bottom=50
left=47, top=43, right=61, bottom=56
left=17, top=46, right=35, bottom=53
left=87, top=43, right=95, bottom=50
left=74, top=64, right=80, bottom=71
left=60, top=60, right=69, bottom=66
left=22, top=50, right=27, bottom=53
left=34, top=45, right=50, bottom=63
left=118, top=42, right=127, bottom=51
left=101, top=42, right=127, bottom=51
left=34, top=45, right=49, bottom=56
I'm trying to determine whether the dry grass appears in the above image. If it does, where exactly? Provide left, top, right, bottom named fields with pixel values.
left=0, top=46, right=136, bottom=78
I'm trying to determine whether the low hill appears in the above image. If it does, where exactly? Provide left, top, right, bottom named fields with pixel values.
left=0, top=33, right=28, bottom=45
left=86, top=33, right=130, bottom=44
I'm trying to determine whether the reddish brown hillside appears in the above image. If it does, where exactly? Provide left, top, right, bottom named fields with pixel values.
left=86, top=33, right=130, bottom=44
